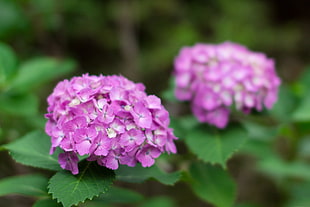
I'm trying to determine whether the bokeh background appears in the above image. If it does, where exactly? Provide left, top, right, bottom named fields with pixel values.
left=0, top=0, right=309, bottom=206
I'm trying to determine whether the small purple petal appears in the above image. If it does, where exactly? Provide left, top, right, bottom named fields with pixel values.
left=58, top=152, right=79, bottom=174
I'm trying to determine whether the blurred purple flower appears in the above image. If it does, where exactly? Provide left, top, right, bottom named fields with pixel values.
left=174, top=42, right=281, bottom=128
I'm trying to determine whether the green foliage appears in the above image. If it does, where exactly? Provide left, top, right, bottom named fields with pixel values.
left=88, top=186, right=143, bottom=204
left=138, top=197, right=175, bottom=207
left=292, top=94, right=310, bottom=122
left=240, top=138, right=275, bottom=160
left=270, top=86, right=297, bottom=122
left=186, top=125, right=247, bottom=167
left=258, top=156, right=310, bottom=181
left=285, top=182, right=310, bottom=207
left=115, top=164, right=181, bottom=185
left=10, top=57, right=76, bottom=92
left=242, top=121, right=277, bottom=141
left=0, top=0, right=28, bottom=39
left=3, top=130, right=61, bottom=171
left=0, top=174, right=48, bottom=197
left=169, top=115, right=199, bottom=140
left=0, top=92, right=38, bottom=116
left=33, top=199, right=63, bottom=207
left=0, top=42, right=17, bottom=83
left=189, top=162, right=236, bottom=207
left=48, top=161, right=115, bottom=207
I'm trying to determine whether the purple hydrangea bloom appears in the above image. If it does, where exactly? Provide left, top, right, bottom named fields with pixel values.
left=45, top=74, right=177, bottom=174
left=174, top=42, right=281, bottom=128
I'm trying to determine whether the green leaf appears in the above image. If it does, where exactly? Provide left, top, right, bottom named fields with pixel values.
left=240, top=139, right=275, bottom=160
left=0, top=42, right=17, bottom=83
left=285, top=182, right=310, bottom=207
left=294, top=66, right=310, bottom=96
left=0, top=0, right=28, bottom=39
left=189, top=162, right=236, bottom=207
left=90, top=186, right=143, bottom=204
left=170, top=115, right=199, bottom=140
left=48, top=161, right=115, bottom=207
left=298, top=136, right=310, bottom=158
left=3, top=130, right=61, bottom=171
left=292, top=93, right=310, bottom=122
left=161, top=77, right=178, bottom=103
left=11, top=57, right=76, bottom=92
left=270, top=85, right=297, bottom=122
left=185, top=126, right=247, bottom=168
left=33, top=198, right=63, bottom=207
left=0, top=93, right=38, bottom=116
left=115, top=164, right=181, bottom=185
left=242, top=121, right=277, bottom=141
left=138, top=197, right=175, bottom=207
left=258, top=156, right=310, bottom=181
left=0, top=174, right=48, bottom=197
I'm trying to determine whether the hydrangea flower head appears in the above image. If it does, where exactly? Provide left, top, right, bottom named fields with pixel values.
left=174, top=42, right=281, bottom=128
left=45, top=74, right=177, bottom=174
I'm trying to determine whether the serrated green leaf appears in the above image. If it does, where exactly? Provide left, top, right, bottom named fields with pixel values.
left=189, top=162, right=236, bottom=207
left=4, top=130, right=61, bottom=171
left=33, top=198, right=63, bottom=207
left=89, top=186, right=143, bottom=204
left=0, top=93, right=38, bottom=116
left=0, top=174, right=48, bottom=197
left=48, top=161, right=115, bottom=207
left=11, top=57, right=76, bottom=92
left=115, top=164, right=181, bottom=185
left=185, top=126, right=247, bottom=167
left=0, top=42, right=17, bottom=83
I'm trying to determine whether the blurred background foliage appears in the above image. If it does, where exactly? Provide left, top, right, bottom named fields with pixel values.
left=0, top=0, right=309, bottom=206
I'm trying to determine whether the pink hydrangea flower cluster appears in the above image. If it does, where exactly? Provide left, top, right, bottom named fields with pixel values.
left=45, top=74, right=177, bottom=174
left=174, top=42, right=281, bottom=128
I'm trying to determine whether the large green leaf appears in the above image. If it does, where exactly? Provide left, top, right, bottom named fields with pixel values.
left=115, top=164, right=181, bottom=185
left=0, top=42, right=17, bottom=83
left=185, top=126, right=247, bottom=168
left=48, top=161, right=115, bottom=207
left=0, top=174, right=48, bottom=197
left=3, top=130, right=61, bottom=171
left=189, top=162, right=236, bottom=207
left=0, top=92, right=38, bottom=116
left=11, top=57, right=76, bottom=92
